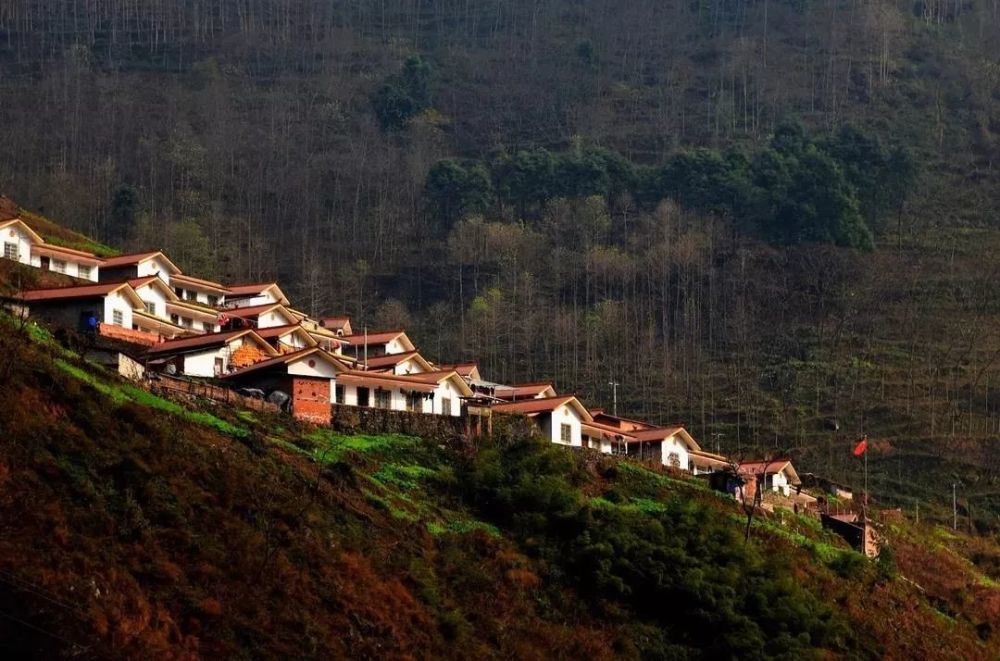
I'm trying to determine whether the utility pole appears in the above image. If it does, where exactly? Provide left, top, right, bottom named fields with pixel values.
left=608, top=381, right=619, bottom=416
left=711, top=432, right=724, bottom=454
left=952, top=483, right=958, bottom=530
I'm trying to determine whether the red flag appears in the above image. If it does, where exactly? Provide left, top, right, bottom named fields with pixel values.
left=852, top=437, right=868, bottom=457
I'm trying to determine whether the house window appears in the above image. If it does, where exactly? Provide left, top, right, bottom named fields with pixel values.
left=51, top=259, right=66, bottom=273
left=375, top=389, right=392, bottom=409
left=174, top=287, right=183, bottom=297
left=185, top=290, right=197, bottom=301
left=202, top=322, right=214, bottom=332
left=207, top=295, right=219, bottom=307
left=335, top=384, right=345, bottom=404
left=144, top=301, right=156, bottom=315
left=667, top=453, right=681, bottom=468
left=405, top=392, right=421, bottom=412
left=112, top=310, right=124, bottom=326
left=214, top=357, right=224, bottom=376
left=560, top=423, right=572, bottom=444
left=3, top=242, right=17, bottom=260
left=441, top=397, right=453, bottom=416
left=357, top=387, right=370, bottom=408
left=78, top=265, right=91, bottom=279
left=182, top=317, right=193, bottom=328
left=170, top=314, right=179, bottom=324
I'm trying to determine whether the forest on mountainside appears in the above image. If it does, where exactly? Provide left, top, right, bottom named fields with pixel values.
left=1, top=0, right=1000, bottom=523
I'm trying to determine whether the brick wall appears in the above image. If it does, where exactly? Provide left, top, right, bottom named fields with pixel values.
left=292, top=377, right=331, bottom=425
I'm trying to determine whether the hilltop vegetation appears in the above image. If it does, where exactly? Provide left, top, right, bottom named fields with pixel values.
left=1, top=1, right=1000, bottom=522
left=0, top=311, right=998, bottom=657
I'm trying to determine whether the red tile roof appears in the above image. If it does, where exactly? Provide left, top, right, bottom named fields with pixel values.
left=495, top=382, right=556, bottom=399
left=491, top=395, right=581, bottom=416
left=226, top=303, right=290, bottom=319
left=146, top=329, right=266, bottom=355
left=362, top=350, right=426, bottom=369
left=30, top=243, right=102, bottom=264
left=226, top=282, right=279, bottom=296
left=20, top=282, right=129, bottom=301
left=171, top=273, right=229, bottom=293
left=100, top=251, right=172, bottom=269
left=340, top=330, right=407, bottom=345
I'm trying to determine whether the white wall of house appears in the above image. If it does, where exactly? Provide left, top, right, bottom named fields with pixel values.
left=277, top=331, right=309, bottom=350
left=546, top=403, right=583, bottom=446
left=339, top=383, right=409, bottom=411
left=29, top=252, right=100, bottom=281
left=257, top=310, right=293, bottom=329
left=427, top=378, right=462, bottom=416
left=769, top=470, right=791, bottom=496
left=2, top=225, right=34, bottom=266
left=175, top=286, right=224, bottom=307
left=392, top=357, right=426, bottom=375
left=228, top=290, right=278, bottom=308
left=103, top=291, right=134, bottom=328
left=138, top=256, right=174, bottom=282
left=660, top=435, right=691, bottom=471
left=384, top=338, right=407, bottom=354
left=135, top=284, right=170, bottom=319
left=183, top=349, right=227, bottom=377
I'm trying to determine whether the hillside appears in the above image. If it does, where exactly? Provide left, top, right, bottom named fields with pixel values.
left=1, top=3, right=1000, bottom=523
left=1, top=308, right=999, bottom=657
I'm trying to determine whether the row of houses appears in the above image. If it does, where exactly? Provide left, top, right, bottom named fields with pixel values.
left=0, top=208, right=805, bottom=497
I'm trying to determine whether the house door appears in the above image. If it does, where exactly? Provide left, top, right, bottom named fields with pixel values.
left=357, top=387, right=370, bottom=408
left=40, top=256, right=50, bottom=270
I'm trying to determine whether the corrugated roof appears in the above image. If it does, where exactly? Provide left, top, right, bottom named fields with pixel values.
left=171, top=273, right=229, bottom=293
left=340, top=330, right=406, bottom=344
left=101, top=251, right=179, bottom=273
left=20, top=282, right=128, bottom=301
left=222, top=347, right=348, bottom=378
left=491, top=395, right=592, bottom=421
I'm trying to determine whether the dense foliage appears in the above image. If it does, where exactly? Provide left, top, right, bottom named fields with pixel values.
left=462, top=439, right=853, bottom=657
left=425, top=121, right=915, bottom=249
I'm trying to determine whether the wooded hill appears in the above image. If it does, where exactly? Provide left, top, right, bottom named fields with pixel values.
left=1, top=1, right=999, bottom=525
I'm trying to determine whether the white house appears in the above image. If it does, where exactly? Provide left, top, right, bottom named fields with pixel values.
left=19, top=282, right=143, bottom=334
left=224, top=282, right=290, bottom=308
left=222, top=348, right=349, bottom=424
left=491, top=395, right=593, bottom=446
left=224, top=303, right=299, bottom=330
left=393, top=370, right=473, bottom=416
left=170, top=273, right=229, bottom=308
left=319, top=316, right=352, bottom=336
left=333, top=370, right=436, bottom=413
left=30, top=243, right=102, bottom=281
left=340, top=330, right=416, bottom=358
left=99, top=251, right=180, bottom=284
left=255, top=324, right=319, bottom=353
left=146, top=329, right=278, bottom=378
left=0, top=218, right=43, bottom=267
left=494, top=382, right=558, bottom=401
left=738, top=460, right=802, bottom=497
left=363, top=350, right=433, bottom=375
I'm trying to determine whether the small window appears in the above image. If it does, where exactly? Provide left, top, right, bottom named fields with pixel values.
left=170, top=314, right=179, bottom=324
left=2, top=242, right=17, bottom=260
left=144, top=301, right=156, bottom=315
left=214, top=357, right=224, bottom=376
left=560, top=423, right=572, bottom=444
left=78, top=265, right=91, bottom=279
left=441, top=397, right=453, bottom=416
left=174, top=287, right=183, bottom=297
left=185, top=290, right=197, bottom=301
left=202, top=321, right=214, bottom=332
left=112, top=310, right=124, bottom=326
left=375, top=389, right=391, bottom=409
left=667, top=453, right=681, bottom=468
left=51, top=259, right=66, bottom=273
left=182, top=317, right=193, bottom=328
left=357, top=387, right=370, bottom=408
left=335, top=384, right=345, bottom=404
left=405, top=392, right=420, bottom=412
left=207, top=295, right=219, bottom=307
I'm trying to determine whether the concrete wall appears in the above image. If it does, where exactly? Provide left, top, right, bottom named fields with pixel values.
left=138, top=256, right=173, bottom=282
left=135, top=283, right=170, bottom=319
left=103, top=291, right=134, bottom=329
left=2, top=224, right=33, bottom=266
left=545, top=403, right=583, bottom=446
left=660, top=435, right=691, bottom=471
